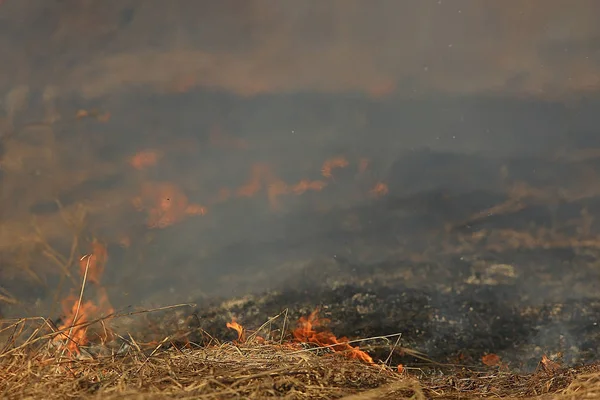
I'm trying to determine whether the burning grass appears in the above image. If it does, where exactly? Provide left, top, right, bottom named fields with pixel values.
left=2, top=310, right=600, bottom=399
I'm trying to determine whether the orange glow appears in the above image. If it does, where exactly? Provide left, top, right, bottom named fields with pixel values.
left=366, top=80, right=396, bottom=99
left=129, top=149, right=162, bottom=170
left=237, top=163, right=274, bottom=198
left=321, top=157, right=349, bottom=178
left=226, top=319, right=246, bottom=343
left=293, top=309, right=374, bottom=364
left=369, top=182, right=389, bottom=198
left=75, top=109, right=89, bottom=119
left=185, top=204, right=208, bottom=216
left=397, top=364, right=404, bottom=373
left=482, top=353, right=502, bottom=367
left=291, top=179, right=327, bottom=195
left=267, top=180, right=290, bottom=210
left=97, top=112, right=111, bottom=123
left=134, top=182, right=206, bottom=228
left=79, top=240, right=107, bottom=285
left=118, top=235, right=131, bottom=248
left=55, top=243, right=114, bottom=356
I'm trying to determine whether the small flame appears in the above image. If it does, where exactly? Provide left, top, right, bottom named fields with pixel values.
left=79, top=240, right=107, bottom=285
left=135, top=182, right=206, bottom=228
left=291, top=179, right=327, bottom=195
left=55, top=242, right=114, bottom=356
left=321, top=157, right=349, bottom=179
left=226, top=319, right=246, bottom=343
left=293, top=309, right=373, bottom=364
left=237, top=163, right=273, bottom=198
left=369, top=182, right=389, bottom=198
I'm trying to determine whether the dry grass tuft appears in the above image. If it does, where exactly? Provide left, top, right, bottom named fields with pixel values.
left=1, top=311, right=600, bottom=399
left=0, top=325, right=407, bottom=399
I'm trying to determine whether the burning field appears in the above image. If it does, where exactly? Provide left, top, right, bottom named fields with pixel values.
left=6, top=1, right=600, bottom=399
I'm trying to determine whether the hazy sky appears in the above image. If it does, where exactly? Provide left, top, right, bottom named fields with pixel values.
left=1, top=0, right=600, bottom=99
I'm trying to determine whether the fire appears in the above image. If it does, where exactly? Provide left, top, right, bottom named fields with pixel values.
left=75, top=109, right=110, bottom=122
left=321, top=156, right=349, bottom=179
left=293, top=309, right=374, bottom=364
left=129, top=149, right=162, bottom=170
left=236, top=163, right=273, bottom=198
left=226, top=319, right=246, bottom=343
left=133, top=182, right=207, bottom=228
left=291, top=179, right=327, bottom=195
left=55, top=242, right=114, bottom=356
left=369, top=182, right=389, bottom=198
left=267, top=180, right=290, bottom=210
left=80, top=240, right=107, bottom=285
left=129, top=155, right=386, bottom=222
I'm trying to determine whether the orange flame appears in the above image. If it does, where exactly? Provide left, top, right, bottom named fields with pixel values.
left=79, top=240, right=107, bottom=285
left=226, top=319, right=246, bottom=343
left=321, top=157, right=349, bottom=179
left=56, top=242, right=114, bottom=356
left=237, top=163, right=273, bottom=198
left=293, top=309, right=373, bottom=364
left=134, top=182, right=206, bottom=228
left=369, top=182, right=389, bottom=198
left=291, top=179, right=328, bottom=195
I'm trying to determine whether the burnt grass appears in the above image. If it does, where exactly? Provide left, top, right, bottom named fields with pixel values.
left=120, top=149, right=600, bottom=376
left=190, top=277, right=600, bottom=373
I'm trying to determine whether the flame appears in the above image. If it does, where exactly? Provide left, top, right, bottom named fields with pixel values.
left=293, top=309, right=373, bottom=364
left=321, top=156, right=349, bottom=178
left=369, top=182, right=389, bottom=198
left=226, top=319, right=246, bottom=343
left=129, top=149, right=162, bottom=170
left=75, top=109, right=110, bottom=122
left=131, top=155, right=387, bottom=226
left=237, top=163, right=273, bottom=198
left=79, top=240, right=107, bottom=285
left=55, top=242, right=114, bottom=356
left=134, top=182, right=206, bottom=228
left=291, top=179, right=328, bottom=195
left=267, top=180, right=289, bottom=210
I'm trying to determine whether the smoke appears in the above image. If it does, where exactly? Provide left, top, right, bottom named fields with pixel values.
left=1, top=1, right=600, bottom=367
left=1, top=0, right=600, bottom=98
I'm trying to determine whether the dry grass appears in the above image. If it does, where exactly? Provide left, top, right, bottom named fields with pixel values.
left=2, top=313, right=600, bottom=399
